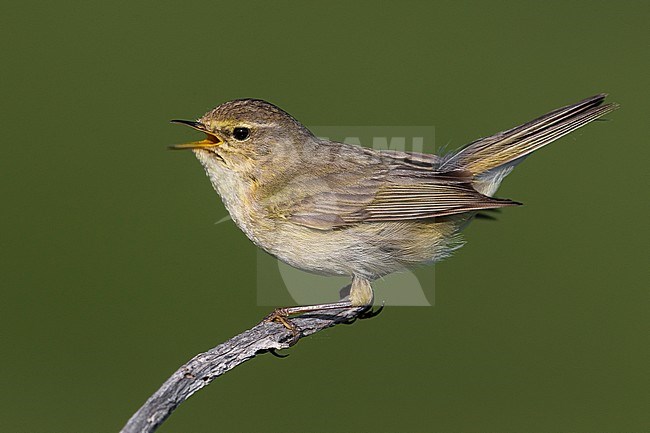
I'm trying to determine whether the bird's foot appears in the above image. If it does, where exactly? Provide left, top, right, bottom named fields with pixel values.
left=359, top=301, right=385, bottom=320
left=264, top=308, right=301, bottom=346
left=342, top=301, right=385, bottom=324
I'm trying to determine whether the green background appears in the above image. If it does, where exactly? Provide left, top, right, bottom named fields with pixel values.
left=1, top=1, right=648, bottom=432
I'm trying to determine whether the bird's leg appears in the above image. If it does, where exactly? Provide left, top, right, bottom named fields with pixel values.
left=264, top=300, right=356, bottom=345
left=344, top=276, right=383, bottom=321
left=265, top=276, right=376, bottom=337
left=349, top=276, right=373, bottom=307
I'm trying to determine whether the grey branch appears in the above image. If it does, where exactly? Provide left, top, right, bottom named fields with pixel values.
left=120, top=307, right=363, bottom=433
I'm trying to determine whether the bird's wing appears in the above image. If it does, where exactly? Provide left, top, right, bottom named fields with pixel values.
left=280, top=152, right=519, bottom=230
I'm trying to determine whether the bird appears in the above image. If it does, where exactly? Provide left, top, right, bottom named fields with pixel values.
left=170, top=94, right=618, bottom=330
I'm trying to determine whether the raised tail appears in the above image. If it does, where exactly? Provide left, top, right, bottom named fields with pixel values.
left=441, top=94, right=619, bottom=196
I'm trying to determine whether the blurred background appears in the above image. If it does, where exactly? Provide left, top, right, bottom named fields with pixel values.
left=1, top=1, right=648, bottom=432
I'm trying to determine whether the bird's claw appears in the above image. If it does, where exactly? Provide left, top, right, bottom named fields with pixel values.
left=342, top=302, right=385, bottom=324
left=268, top=348, right=290, bottom=358
left=359, top=302, right=385, bottom=320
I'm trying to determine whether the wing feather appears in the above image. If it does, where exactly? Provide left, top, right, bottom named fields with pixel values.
left=282, top=158, right=519, bottom=230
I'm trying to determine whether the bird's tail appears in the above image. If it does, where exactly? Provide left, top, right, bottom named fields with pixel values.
left=440, top=94, right=618, bottom=196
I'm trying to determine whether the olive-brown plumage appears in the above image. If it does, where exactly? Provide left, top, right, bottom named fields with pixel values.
left=172, top=95, right=617, bottom=312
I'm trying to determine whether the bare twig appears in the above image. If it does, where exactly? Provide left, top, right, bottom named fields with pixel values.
left=120, top=307, right=364, bottom=433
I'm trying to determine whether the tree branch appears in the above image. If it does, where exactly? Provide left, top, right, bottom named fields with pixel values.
left=120, top=307, right=363, bottom=433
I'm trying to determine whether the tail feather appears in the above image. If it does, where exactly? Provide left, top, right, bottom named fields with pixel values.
left=441, top=94, right=619, bottom=177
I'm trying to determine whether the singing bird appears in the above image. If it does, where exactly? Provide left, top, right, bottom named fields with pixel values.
left=171, top=94, right=617, bottom=327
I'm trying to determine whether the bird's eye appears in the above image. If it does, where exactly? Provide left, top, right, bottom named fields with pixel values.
left=232, top=127, right=250, bottom=141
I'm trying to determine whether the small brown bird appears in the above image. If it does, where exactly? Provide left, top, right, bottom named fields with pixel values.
left=171, top=94, right=617, bottom=325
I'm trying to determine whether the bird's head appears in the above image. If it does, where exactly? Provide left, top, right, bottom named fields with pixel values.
left=171, top=99, right=316, bottom=178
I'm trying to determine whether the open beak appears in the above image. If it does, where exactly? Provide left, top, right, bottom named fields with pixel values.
left=169, top=119, right=223, bottom=150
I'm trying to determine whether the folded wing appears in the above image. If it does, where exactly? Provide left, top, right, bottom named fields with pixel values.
left=285, top=153, right=518, bottom=230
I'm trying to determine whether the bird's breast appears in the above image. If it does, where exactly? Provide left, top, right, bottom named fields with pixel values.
left=194, top=150, right=268, bottom=247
